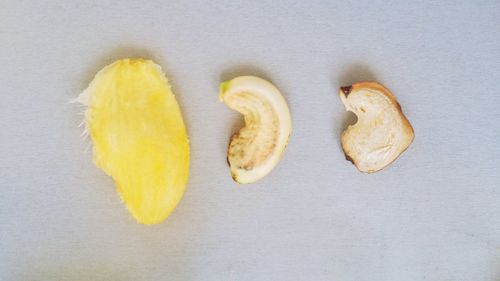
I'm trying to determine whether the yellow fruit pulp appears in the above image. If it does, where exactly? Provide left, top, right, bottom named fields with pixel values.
left=80, top=59, right=189, bottom=224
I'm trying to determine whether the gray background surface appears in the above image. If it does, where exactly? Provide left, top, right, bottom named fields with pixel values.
left=1, top=1, right=500, bottom=280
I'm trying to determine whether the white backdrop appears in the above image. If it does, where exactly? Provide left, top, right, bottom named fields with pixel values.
left=1, top=1, right=499, bottom=280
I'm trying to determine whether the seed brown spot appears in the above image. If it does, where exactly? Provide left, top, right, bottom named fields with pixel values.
left=341, top=86, right=353, bottom=97
left=344, top=153, right=355, bottom=164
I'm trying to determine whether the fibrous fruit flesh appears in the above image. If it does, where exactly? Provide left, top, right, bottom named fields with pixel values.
left=339, top=82, right=414, bottom=173
left=219, top=76, right=292, bottom=184
left=78, top=59, right=189, bottom=224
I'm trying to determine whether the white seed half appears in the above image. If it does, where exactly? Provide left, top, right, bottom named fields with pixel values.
left=220, top=76, right=292, bottom=184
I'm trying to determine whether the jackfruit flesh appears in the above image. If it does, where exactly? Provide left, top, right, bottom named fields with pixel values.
left=79, top=59, right=189, bottom=224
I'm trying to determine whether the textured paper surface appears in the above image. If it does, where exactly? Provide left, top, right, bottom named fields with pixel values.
left=1, top=1, right=499, bottom=280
